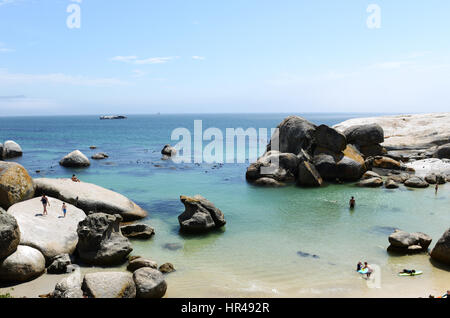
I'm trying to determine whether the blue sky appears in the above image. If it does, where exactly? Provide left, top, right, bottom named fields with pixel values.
left=1, top=0, right=450, bottom=115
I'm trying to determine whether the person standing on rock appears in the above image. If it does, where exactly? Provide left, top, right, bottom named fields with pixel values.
left=62, top=202, right=67, bottom=218
left=41, top=194, right=50, bottom=216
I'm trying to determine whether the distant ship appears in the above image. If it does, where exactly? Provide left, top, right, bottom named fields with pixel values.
left=99, top=115, right=127, bottom=120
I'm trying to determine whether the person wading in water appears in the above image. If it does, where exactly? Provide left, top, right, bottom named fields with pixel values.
left=349, top=196, right=356, bottom=209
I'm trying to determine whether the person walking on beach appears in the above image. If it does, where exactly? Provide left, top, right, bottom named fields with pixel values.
left=349, top=196, right=356, bottom=209
left=62, top=202, right=67, bottom=218
left=41, top=194, right=50, bottom=216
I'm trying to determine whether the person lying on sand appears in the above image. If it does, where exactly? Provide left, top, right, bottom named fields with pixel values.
left=71, top=174, right=80, bottom=182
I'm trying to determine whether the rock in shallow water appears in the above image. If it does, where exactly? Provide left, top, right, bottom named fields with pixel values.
left=34, top=178, right=147, bottom=221
left=178, top=195, right=226, bottom=233
left=7, top=197, right=86, bottom=261
left=127, top=257, right=158, bottom=272
left=82, top=272, right=136, bottom=298
left=120, top=223, right=155, bottom=239
left=0, top=245, right=45, bottom=283
left=159, top=263, right=175, bottom=274
left=1, top=140, right=23, bottom=159
left=358, top=177, right=383, bottom=188
left=297, top=161, right=323, bottom=187
left=0, top=161, right=35, bottom=210
left=59, top=150, right=91, bottom=167
left=0, top=208, right=20, bottom=259
left=91, top=152, right=109, bottom=160
left=404, top=176, right=429, bottom=188
left=77, top=213, right=132, bottom=266
left=387, top=230, right=432, bottom=253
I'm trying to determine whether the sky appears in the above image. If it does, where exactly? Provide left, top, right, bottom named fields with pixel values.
left=1, top=0, right=450, bottom=116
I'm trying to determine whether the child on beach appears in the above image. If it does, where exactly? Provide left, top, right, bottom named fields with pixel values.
left=62, top=203, right=67, bottom=218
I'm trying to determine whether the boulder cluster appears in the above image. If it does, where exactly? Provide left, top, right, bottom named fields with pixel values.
left=246, top=116, right=387, bottom=187
left=246, top=115, right=449, bottom=189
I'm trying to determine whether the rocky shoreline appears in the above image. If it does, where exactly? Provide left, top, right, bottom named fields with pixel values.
left=1, top=112, right=450, bottom=298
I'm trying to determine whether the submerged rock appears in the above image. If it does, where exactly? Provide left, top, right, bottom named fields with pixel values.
left=0, top=208, right=20, bottom=259
left=133, top=267, right=167, bottom=298
left=82, top=272, right=136, bottom=298
left=59, top=150, right=91, bottom=168
left=0, top=161, right=35, bottom=210
left=91, top=152, right=109, bottom=160
left=254, top=177, right=285, bottom=187
left=121, top=224, right=155, bottom=239
left=430, top=228, right=450, bottom=265
left=0, top=245, right=45, bottom=283
left=178, top=195, right=226, bottom=233
left=34, top=178, right=147, bottom=221
left=8, top=197, right=86, bottom=261
left=1, top=140, right=23, bottom=159
left=76, top=213, right=132, bottom=266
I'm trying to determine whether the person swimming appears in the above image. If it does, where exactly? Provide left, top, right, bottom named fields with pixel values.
left=349, top=196, right=356, bottom=209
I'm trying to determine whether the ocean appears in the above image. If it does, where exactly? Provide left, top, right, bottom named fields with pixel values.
left=1, top=113, right=449, bottom=298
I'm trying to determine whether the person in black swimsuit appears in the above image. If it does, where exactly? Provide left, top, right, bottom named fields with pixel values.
left=41, top=194, right=50, bottom=216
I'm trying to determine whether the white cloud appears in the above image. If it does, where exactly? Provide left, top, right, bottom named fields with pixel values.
left=0, top=69, right=128, bottom=86
left=0, top=0, right=16, bottom=7
left=192, top=56, right=205, bottom=60
left=0, top=42, right=14, bottom=53
left=110, top=55, right=178, bottom=65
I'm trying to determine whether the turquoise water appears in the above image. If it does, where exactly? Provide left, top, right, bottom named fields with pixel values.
left=1, top=113, right=449, bottom=297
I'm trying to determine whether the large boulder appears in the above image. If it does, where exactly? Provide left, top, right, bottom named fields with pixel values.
left=0, top=208, right=20, bottom=259
left=268, top=116, right=317, bottom=155
left=34, top=178, right=147, bottom=221
left=0, top=161, right=35, bottom=210
left=7, top=197, right=86, bottom=261
left=178, top=195, right=226, bottom=233
left=297, top=161, right=322, bottom=187
left=51, top=267, right=83, bottom=298
left=431, top=228, right=450, bottom=265
left=59, top=150, right=90, bottom=168
left=2, top=141, right=23, bottom=159
left=120, top=224, right=155, bottom=240
left=434, top=143, right=450, bottom=159
left=388, top=230, right=432, bottom=253
left=313, top=153, right=338, bottom=180
left=133, top=267, right=167, bottom=298
left=76, top=213, right=132, bottom=266
left=357, top=144, right=386, bottom=157
left=82, top=272, right=136, bottom=298
left=0, top=245, right=45, bottom=282
left=343, top=124, right=384, bottom=146
left=313, top=125, right=347, bottom=153
left=404, top=176, right=429, bottom=188
left=335, top=145, right=366, bottom=181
